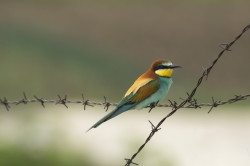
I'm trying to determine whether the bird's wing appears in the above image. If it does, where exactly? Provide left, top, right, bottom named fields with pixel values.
left=87, top=79, right=160, bottom=131
left=119, top=79, right=160, bottom=106
left=124, top=78, right=153, bottom=97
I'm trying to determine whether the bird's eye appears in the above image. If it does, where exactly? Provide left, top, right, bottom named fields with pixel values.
left=154, top=65, right=169, bottom=71
left=161, top=65, right=168, bottom=69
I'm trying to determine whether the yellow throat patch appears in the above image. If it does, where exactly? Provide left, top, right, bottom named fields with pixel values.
left=155, top=69, right=173, bottom=77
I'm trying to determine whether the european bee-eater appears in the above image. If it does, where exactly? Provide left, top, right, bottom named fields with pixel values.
left=88, top=59, right=181, bottom=131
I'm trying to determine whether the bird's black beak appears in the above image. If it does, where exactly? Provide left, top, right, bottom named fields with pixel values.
left=170, top=65, right=182, bottom=69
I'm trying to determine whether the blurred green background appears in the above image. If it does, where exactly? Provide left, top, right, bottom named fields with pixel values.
left=0, top=1, right=250, bottom=166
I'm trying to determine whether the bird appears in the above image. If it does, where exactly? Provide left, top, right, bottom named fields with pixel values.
left=87, top=59, right=181, bottom=131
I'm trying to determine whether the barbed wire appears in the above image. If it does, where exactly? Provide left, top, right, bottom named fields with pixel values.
left=124, top=23, right=250, bottom=166
left=0, top=92, right=249, bottom=113
left=0, top=24, right=249, bottom=166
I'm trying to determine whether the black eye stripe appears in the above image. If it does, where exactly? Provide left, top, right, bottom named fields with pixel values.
left=154, top=65, right=170, bottom=71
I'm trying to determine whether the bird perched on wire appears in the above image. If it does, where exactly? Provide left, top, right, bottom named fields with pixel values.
left=87, top=59, right=181, bottom=131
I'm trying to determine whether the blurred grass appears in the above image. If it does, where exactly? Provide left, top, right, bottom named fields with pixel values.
left=0, top=143, right=94, bottom=166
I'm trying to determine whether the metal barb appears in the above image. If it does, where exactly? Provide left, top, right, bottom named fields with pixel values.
left=83, top=100, right=90, bottom=110
left=124, top=158, right=139, bottom=166
left=148, top=120, right=161, bottom=132
left=148, top=101, right=158, bottom=113
left=0, top=97, right=10, bottom=111
left=186, top=92, right=192, bottom=103
left=16, top=92, right=28, bottom=105
left=103, top=96, right=111, bottom=112
left=189, top=98, right=201, bottom=109
left=202, top=66, right=209, bottom=80
left=168, top=100, right=178, bottom=110
left=81, top=94, right=93, bottom=110
left=219, top=43, right=232, bottom=51
left=56, top=95, right=68, bottom=108
left=34, top=95, right=45, bottom=108
left=208, top=97, right=219, bottom=113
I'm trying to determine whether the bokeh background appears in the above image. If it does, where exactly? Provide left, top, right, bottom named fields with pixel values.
left=0, top=1, right=250, bottom=166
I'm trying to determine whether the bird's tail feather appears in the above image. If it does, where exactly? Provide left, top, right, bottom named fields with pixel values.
left=86, top=104, right=135, bottom=132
